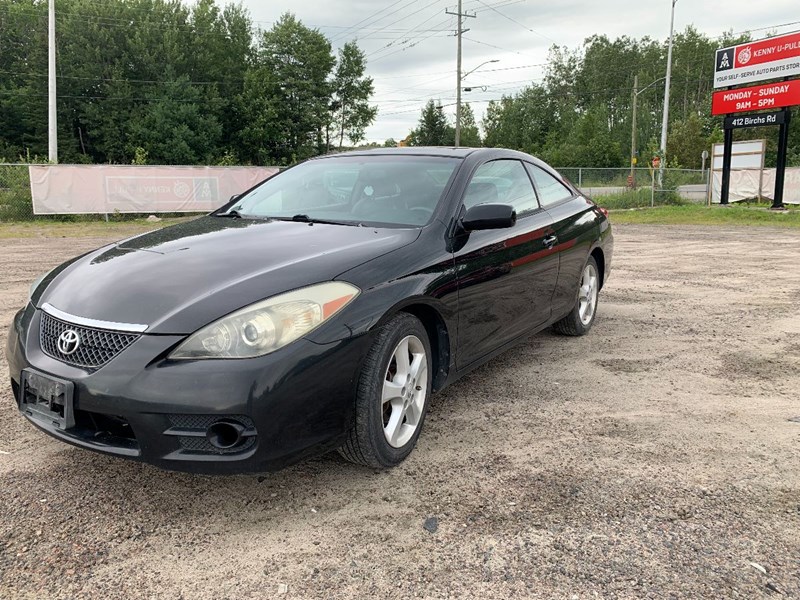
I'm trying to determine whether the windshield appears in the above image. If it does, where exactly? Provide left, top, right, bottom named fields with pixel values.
left=222, top=155, right=461, bottom=227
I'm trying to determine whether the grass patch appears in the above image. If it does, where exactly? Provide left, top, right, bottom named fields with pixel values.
left=594, top=188, right=686, bottom=210
left=0, top=217, right=193, bottom=239
left=610, top=204, right=800, bottom=228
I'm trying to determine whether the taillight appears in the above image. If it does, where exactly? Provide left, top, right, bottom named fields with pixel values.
left=597, top=206, right=608, bottom=217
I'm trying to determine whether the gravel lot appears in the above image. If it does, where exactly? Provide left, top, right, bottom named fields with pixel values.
left=1, top=224, right=799, bottom=599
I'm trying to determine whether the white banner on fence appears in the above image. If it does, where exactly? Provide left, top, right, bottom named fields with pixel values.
left=29, top=165, right=279, bottom=215
left=710, top=167, right=800, bottom=203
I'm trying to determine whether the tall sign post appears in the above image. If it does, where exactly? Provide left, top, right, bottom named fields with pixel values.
left=712, top=31, right=800, bottom=208
left=774, top=107, right=792, bottom=206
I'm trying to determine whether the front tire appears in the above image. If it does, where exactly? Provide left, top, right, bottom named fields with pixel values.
left=339, top=313, right=432, bottom=468
left=552, top=256, right=600, bottom=336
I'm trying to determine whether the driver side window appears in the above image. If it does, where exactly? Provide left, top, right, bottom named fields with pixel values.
left=464, top=160, right=539, bottom=216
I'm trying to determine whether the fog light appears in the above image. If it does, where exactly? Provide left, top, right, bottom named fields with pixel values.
left=206, top=420, right=245, bottom=449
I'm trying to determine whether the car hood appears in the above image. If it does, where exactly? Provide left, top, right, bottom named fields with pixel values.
left=37, top=216, right=420, bottom=334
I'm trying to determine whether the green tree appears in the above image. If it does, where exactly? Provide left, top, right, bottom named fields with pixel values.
left=57, top=0, right=195, bottom=162
left=458, top=103, right=481, bottom=147
left=543, top=105, right=624, bottom=168
left=187, top=0, right=253, bottom=157
left=332, top=42, right=377, bottom=150
left=667, top=113, right=717, bottom=168
left=238, top=13, right=335, bottom=164
left=411, top=100, right=450, bottom=146
left=0, top=1, right=49, bottom=158
left=482, top=84, right=553, bottom=154
left=127, top=76, right=223, bottom=164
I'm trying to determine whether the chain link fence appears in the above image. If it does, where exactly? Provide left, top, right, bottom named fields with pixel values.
left=2, top=163, right=713, bottom=221
left=556, top=167, right=710, bottom=209
left=0, top=164, right=34, bottom=220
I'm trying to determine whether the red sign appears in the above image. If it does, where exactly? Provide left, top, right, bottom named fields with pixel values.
left=711, top=80, right=800, bottom=115
left=733, top=31, right=800, bottom=68
left=714, top=30, right=800, bottom=88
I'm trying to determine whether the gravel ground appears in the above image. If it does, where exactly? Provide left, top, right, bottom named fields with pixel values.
left=1, top=224, right=798, bottom=599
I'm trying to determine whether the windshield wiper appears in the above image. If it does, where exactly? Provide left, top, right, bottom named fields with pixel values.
left=215, top=209, right=244, bottom=219
left=286, top=214, right=358, bottom=226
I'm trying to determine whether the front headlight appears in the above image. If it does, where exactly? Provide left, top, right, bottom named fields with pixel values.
left=169, top=282, right=360, bottom=359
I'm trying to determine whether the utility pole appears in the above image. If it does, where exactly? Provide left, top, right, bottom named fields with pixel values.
left=48, top=0, right=57, bottom=163
left=658, top=0, right=677, bottom=185
left=630, top=75, right=666, bottom=188
left=630, top=74, right=638, bottom=187
left=446, top=1, right=475, bottom=147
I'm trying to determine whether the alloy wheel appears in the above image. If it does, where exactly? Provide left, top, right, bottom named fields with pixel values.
left=578, top=263, right=599, bottom=325
left=381, top=335, right=428, bottom=448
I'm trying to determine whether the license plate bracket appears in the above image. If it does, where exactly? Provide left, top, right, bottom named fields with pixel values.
left=19, top=369, right=75, bottom=430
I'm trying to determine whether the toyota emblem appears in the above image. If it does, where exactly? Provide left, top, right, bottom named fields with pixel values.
left=57, top=329, right=81, bottom=355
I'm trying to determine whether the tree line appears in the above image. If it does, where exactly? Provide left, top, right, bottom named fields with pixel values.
left=406, top=26, right=800, bottom=170
left=2, top=1, right=797, bottom=171
left=0, top=0, right=376, bottom=165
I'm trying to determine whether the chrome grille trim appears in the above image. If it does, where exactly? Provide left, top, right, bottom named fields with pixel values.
left=39, top=312, right=141, bottom=369
left=41, top=303, right=148, bottom=333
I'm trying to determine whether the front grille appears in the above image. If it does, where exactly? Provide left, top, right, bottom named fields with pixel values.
left=40, top=312, right=140, bottom=369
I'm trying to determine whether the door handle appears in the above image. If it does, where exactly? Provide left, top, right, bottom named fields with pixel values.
left=543, top=235, right=558, bottom=248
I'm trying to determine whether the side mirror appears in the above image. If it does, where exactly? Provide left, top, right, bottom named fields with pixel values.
left=460, top=203, right=516, bottom=231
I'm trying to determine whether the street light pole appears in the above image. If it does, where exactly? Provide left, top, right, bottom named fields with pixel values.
left=456, top=59, right=499, bottom=145
left=48, top=0, right=57, bottom=163
left=630, top=74, right=638, bottom=186
left=463, top=59, right=499, bottom=80
left=658, top=0, right=677, bottom=184
left=630, top=75, right=666, bottom=188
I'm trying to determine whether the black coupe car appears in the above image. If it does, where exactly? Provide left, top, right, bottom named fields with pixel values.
left=7, top=147, right=613, bottom=473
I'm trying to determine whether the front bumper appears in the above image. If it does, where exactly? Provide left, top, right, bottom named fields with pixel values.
left=6, top=305, right=371, bottom=474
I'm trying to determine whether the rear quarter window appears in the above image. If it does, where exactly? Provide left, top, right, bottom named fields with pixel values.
left=528, top=164, right=574, bottom=208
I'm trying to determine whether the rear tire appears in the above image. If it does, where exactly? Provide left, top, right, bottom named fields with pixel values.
left=339, top=313, right=432, bottom=468
left=552, top=256, right=600, bottom=336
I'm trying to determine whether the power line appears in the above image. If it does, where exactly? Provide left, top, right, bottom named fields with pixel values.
left=329, top=0, right=422, bottom=43
left=369, top=16, right=457, bottom=62
left=356, top=0, right=447, bottom=43
left=374, top=63, right=549, bottom=82
left=462, top=35, right=541, bottom=58
left=2, top=2, right=799, bottom=44
left=472, top=0, right=557, bottom=44
left=471, top=0, right=528, bottom=13
left=376, top=75, right=713, bottom=116
left=0, top=47, right=718, bottom=96
left=0, top=69, right=243, bottom=85
left=365, top=5, right=452, bottom=58
left=0, top=90, right=214, bottom=103
left=358, top=0, right=512, bottom=58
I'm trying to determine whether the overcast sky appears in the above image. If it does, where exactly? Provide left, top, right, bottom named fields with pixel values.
left=238, top=0, right=799, bottom=143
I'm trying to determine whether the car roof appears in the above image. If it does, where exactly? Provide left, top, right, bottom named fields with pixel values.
left=315, top=147, right=520, bottom=159
left=306, top=147, right=565, bottom=182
